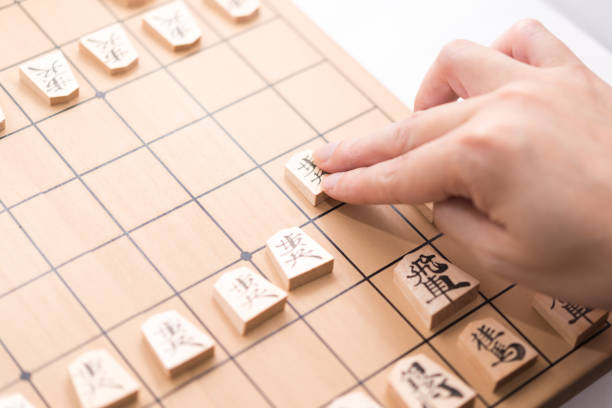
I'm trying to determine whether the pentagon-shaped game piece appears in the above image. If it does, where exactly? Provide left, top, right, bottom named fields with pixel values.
left=213, top=267, right=287, bottom=334
left=80, top=24, right=139, bottom=75
left=20, top=50, right=79, bottom=105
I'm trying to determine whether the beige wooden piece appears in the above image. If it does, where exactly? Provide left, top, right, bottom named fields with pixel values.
left=394, top=250, right=479, bottom=329
left=285, top=150, right=329, bottom=206
left=207, top=0, right=261, bottom=22
left=142, top=1, right=202, bottom=51
left=0, top=394, right=35, bottom=408
left=141, top=309, right=215, bottom=377
left=213, top=266, right=287, bottom=334
left=416, top=202, right=434, bottom=223
left=68, top=349, right=139, bottom=408
left=532, top=293, right=609, bottom=347
left=266, top=226, right=334, bottom=290
left=79, top=24, right=138, bottom=75
left=19, top=50, right=79, bottom=105
left=0, top=106, right=5, bottom=131
left=328, top=391, right=381, bottom=408
left=458, top=317, right=538, bottom=391
left=387, top=353, right=476, bottom=408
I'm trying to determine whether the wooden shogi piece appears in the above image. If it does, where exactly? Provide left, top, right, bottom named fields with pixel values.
left=213, top=266, right=287, bottom=334
left=68, top=349, right=139, bottom=408
left=458, top=317, right=538, bottom=391
left=207, top=0, right=260, bottom=22
left=19, top=50, right=79, bottom=105
left=0, top=106, right=5, bottom=131
left=142, top=1, right=202, bottom=51
left=285, top=150, right=329, bottom=206
left=141, top=310, right=215, bottom=377
left=394, top=249, right=479, bottom=329
left=416, top=202, right=434, bottom=223
left=0, top=394, right=35, bottom=408
left=266, top=226, right=334, bottom=290
left=388, top=353, right=476, bottom=408
left=532, top=293, right=609, bottom=347
left=327, top=391, right=381, bottom=408
left=79, top=24, right=139, bottom=75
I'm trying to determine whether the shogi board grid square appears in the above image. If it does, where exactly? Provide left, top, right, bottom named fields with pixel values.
left=0, top=0, right=610, bottom=407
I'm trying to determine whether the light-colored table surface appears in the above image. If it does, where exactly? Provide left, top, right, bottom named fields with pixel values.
left=290, top=1, right=612, bottom=406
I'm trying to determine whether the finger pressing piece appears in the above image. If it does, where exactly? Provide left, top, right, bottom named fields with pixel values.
left=321, top=136, right=468, bottom=205
left=492, top=19, right=581, bottom=67
left=314, top=98, right=481, bottom=173
left=414, top=39, right=532, bottom=111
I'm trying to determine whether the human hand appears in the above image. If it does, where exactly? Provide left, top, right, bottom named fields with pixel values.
left=313, top=20, right=612, bottom=309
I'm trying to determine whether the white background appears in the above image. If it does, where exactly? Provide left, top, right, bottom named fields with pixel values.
left=290, top=1, right=612, bottom=406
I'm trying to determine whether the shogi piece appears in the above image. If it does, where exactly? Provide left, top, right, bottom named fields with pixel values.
left=266, top=226, right=334, bottom=290
left=213, top=267, right=287, bottom=334
left=207, top=0, right=260, bottom=22
left=79, top=24, right=139, bottom=75
left=0, top=106, right=5, bottom=131
left=141, top=310, right=215, bottom=377
left=532, top=293, right=609, bottom=347
left=328, top=391, right=381, bottom=408
left=142, top=1, right=202, bottom=51
left=19, top=50, right=79, bottom=105
left=458, top=317, right=538, bottom=391
left=388, top=354, right=476, bottom=408
left=417, top=202, right=434, bottom=223
left=0, top=394, right=35, bottom=408
left=285, top=150, right=329, bottom=206
left=69, top=349, right=139, bottom=408
left=394, top=250, right=479, bottom=329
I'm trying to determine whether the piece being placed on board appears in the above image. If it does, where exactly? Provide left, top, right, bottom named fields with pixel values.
left=207, top=0, right=260, bottom=22
left=0, top=394, right=35, bottom=408
left=416, top=202, right=434, bottom=223
left=79, top=24, right=139, bottom=75
left=141, top=310, right=215, bottom=377
left=213, top=266, right=287, bottom=334
left=266, top=226, right=334, bottom=290
left=0, top=106, right=5, bottom=131
left=285, top=150, right=329, bottom=206
left=388, top=353, right=476, bottom=408
left=19, top=50, right=79, bottom=105
left=458, top=317, right=538, bottom=391
left=69, top=349, right=139, bottom=408
left=532, top=293, right=609, bottom=347
left=328, top=391, right=382, bottom=408
left=394, top=250, right=479, bottom=329
left=142, top=1, right=201, bottom=51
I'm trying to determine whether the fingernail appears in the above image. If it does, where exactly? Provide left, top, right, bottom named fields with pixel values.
left=313, top=141, right=339, bottom=165
left=322, top=172, right=343, bottom=191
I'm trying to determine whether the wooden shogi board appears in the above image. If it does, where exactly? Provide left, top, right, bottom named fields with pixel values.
left=0, top=0, right=610, bottom=407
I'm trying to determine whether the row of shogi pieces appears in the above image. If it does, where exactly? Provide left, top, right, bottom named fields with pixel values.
left=1, top=2, right=610, bottom=405
left=0, top=0, right=261, bottom=131
left=2, top=148, right=609, bottom=408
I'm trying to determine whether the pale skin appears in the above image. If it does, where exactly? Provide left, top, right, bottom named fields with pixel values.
left=313, top=19, right=612, bottom=309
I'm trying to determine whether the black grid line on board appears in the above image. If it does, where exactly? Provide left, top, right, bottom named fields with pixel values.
left=0, top=0, right=607, bottom=407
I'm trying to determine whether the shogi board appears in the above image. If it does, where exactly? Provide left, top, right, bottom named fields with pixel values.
left=0, top=0, right=609, bottom=407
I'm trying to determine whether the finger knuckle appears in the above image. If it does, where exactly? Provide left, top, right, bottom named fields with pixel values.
left=494, top=82, right=536, bottom=103
left=437, top=39, right=474, bottom=70
left=511, top=18, right=545, bottom=35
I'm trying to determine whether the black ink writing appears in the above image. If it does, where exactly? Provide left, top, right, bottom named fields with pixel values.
left=404, top=254, right=469, bottom=303
left=471, top=324, right=525, bottom=367
left=401, top=361, right=463, bottom=406
left=275, top=231, right=322, bottom=268
left=550, top=298, right=592, bottom=325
